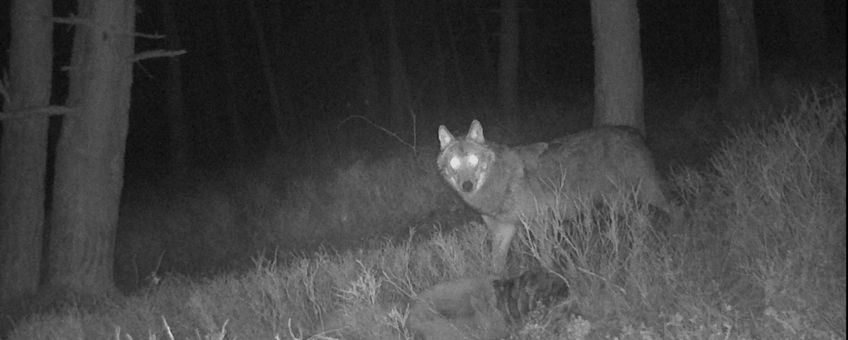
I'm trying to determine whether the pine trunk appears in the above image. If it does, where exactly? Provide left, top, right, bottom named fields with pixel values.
left=718, top=0, right=759, bottom=105
left=498, top=0, right=519, bottom=119
left=247, top=0, right=285, bottom=141
left=160, top=0, right=190, bottom=177
left=0, top=0, right=53, bottom=301
left=214, top=0, right=246, bottom=151
left=590, top=0, right=644, bottom=134
left=382, top=0, right=412, bottom=140
left=781, top=0, right=827, bottom=64
left=47, top=0, right=136, bottom=295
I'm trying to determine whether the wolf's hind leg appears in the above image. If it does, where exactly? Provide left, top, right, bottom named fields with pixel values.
left=483, top=215, right=517, bottom=274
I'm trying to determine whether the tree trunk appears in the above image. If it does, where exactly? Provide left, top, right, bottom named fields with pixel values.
left=498, top=0, right=519, bottom=120
left=432, top=23, right=449, bottom=120
left=718, top=0, right=759, bottom=112
left=247, top=0, right=285, bottom=142
left=590, top=0, right=644, bottom=135
left=444, top=8, right=469, bottom=113
left=523, top=8, right=542, bottom=90
left=160, top=0, right=190, bottom=177
left=159, top=0, right=191, bottom=178
left=47, top=0, right=136, bottom=295
left=781, top=0, right=827, bottom=65
left=382, top=0, right=413, bottom=140
left=357, top=14, right=380, bottom=121
left=477, top=14, right=494, bottom=75
left=214, top=0, right=246, bottom=152
left=0, top=0, right=52, bottom=301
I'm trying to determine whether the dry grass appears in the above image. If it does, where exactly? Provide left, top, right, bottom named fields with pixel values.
left=7, top=87, right=845, bottom=340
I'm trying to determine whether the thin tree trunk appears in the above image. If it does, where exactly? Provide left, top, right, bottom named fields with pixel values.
left=215, top=0, right=246, bottom=151
left=498, top=0, right=519, bottom=120
left=382, top=0, right=413, bottom=140
left=0, top=0, right=52, bottom=301
left=718, top=0, right=759, bottom=95
left=357, top=14, right=379, bottom=121
left=432, top=23, right=449, bottom=120
left=590, top=0, right=644, bottom=134
left=718, top=0, right=759, bottom=116
left=477, top=14, right=494, bottom=74
left=47, top=0, right=136, bottom=295
left=246, top=0, right=285, bottom=141
left=523, top=8, right=541, bottom=89
left=160, top=0, right=190, bottom=177
left=443, top=8, right=469, bottom=113
left=781, top=0, right=827, bottom=64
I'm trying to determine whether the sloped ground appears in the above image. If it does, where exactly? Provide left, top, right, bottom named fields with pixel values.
left=3, top=85, right=845, bottom=340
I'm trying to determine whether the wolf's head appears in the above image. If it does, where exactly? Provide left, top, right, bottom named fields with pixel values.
left=437, top=120, right=496, bottom=195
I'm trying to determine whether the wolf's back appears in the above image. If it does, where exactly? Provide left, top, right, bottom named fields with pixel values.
left=496, top=125, right=671, bottom=226
left=531, top=126, right=660, bottom=198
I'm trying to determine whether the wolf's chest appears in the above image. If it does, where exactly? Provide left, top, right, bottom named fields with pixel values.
left=460, top=173, right=554, bottom=222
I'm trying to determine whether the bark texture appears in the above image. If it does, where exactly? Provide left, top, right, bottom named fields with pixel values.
left=591, top=0, right=644, bottom=134
left=0, top=0, right=53, bottom=301
left=498, top=0, right=519, bottom=118
left=718, top=0, right=759, bottom=104
left=47, top=0, right=136, bottom=295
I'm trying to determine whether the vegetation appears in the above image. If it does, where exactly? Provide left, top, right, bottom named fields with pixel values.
left=4, top=87, right=845, bottom=339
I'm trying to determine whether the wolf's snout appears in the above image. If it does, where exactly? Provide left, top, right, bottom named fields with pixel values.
left=461, top=180, right=474, bottom=192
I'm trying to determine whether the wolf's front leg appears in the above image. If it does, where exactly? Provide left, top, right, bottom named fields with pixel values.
left=483, top=215, right=517, bottom=273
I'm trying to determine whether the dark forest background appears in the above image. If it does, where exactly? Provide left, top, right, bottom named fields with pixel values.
left=3, top=0, right=843, bottom=178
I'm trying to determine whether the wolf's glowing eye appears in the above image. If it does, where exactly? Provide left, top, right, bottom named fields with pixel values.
left=467, top=155, right=479, bottom=166
left=450, top=157, right=461, bottom=169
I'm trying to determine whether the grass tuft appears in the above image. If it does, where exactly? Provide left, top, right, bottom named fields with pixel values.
left=7, top=86, right=844, bottom=340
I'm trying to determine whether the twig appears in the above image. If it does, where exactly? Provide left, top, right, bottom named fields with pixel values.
left=0, top=105, right=75, bottom=120
left=287, top=318, right=343, bottom=340
left=576, top=266, right=626, bottom=295
left=132, top=49, right=187, bottom=63
left=337, top=115, right=416, bottom=151
left=161, top=316, right=175, bottom=340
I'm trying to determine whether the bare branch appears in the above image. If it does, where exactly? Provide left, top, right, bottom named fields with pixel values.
left=338, top=115, right=416, bottom=151
left=52, top=15, right=89, bottom=27
left=53, top=15, right=166, bottom=39
left=0, top=106, right=75, bottom=120
left=131, top=49, right=187, bottom=63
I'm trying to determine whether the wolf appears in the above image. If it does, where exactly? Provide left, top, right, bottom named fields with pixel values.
left=437, top=120, right=677, bottom=272
left=406, top=269, right=569, bottom=340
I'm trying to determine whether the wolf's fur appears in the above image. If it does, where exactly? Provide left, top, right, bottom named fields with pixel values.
left=407, top=270, right=569, bottom=340
left=437, top=120, right=677, bottom=271
left=493, top=269, right=570, bottom=322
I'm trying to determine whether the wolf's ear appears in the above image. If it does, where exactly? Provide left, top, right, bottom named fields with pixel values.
left=468, top=120, right=485, bottom=143
left=438, top=125, right=454, bottom=150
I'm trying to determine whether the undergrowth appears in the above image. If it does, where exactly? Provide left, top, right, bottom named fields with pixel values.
left=8, top=87, right=845, bottom=340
